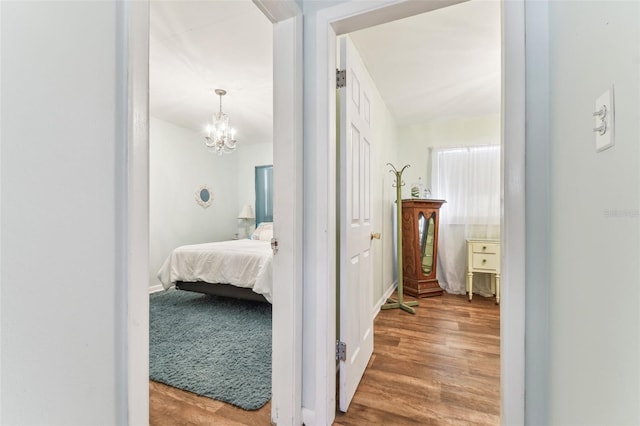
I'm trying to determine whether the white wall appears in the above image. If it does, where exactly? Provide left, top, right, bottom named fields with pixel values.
left=149, top=117, right=273, bottom=287
left=371, top=91, right=400, bottom=308
left=397, top=114, right=500, bottom=198
left=546, top=1, right=640, bottom=424
left=149, top=117, right=240, bottom=287
left=0, top=1, right=125, bottom=423
left=524, top=0, right=551, bottom=423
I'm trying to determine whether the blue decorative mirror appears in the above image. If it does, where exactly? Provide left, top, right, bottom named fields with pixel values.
left=195, top=185, right=213, bottom=208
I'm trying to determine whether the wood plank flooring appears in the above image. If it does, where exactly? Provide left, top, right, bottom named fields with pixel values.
left=150, top=381, right=271, bottom=425
left=334, top=293, right=500, bottom=425
left=149, top=292, right=500, bottom=425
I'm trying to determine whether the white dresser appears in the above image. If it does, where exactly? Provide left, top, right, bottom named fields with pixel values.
left=466, top=239, right=501, bottom=304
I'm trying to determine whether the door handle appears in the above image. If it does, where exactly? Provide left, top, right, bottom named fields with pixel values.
left=370, top=232, right=381, bottom=240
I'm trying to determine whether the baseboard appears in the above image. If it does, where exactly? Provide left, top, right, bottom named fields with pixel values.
left=301, top=408, right=315, bottom=426
left=373, top=280, right=398, bottom=320
left=148, top=284, right=164, bottom=294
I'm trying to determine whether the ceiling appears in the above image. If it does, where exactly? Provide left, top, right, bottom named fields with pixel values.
left=149, top=0, right=500, bottom=142
left=350, top=0, right=501, bottom=125
left=150, top=0, right=273, bottom=143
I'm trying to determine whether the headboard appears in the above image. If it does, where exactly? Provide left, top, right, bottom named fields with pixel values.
left=255, top=165, right=273, bottom=226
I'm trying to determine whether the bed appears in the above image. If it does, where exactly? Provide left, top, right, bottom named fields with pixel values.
left=157, top=236, right=273, bottom=303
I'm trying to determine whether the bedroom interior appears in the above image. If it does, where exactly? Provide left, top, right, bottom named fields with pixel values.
left=147, top=0, right=277, bottom=421
left=334, top=0, right=503, bottom=420
left=148, top=0, right=274, bottom=295
left=336, top=0, right=501, bottom=308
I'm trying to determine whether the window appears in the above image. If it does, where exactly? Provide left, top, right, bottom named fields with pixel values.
left=431, top=145, right=500, bottom=225
left=255, top=165, right=273, bottom=226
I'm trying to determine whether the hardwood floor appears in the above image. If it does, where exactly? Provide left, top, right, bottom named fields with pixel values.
left=149, top=292, right=499, bottom=425
left=334, top=293, right=500, bottom=426
left=149, top=381, right=271, bottom=425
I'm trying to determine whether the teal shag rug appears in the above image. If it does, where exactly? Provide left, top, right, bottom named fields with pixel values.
left=149, top=289, right=272, bottom=410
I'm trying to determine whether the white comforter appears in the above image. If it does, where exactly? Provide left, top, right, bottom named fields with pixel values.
left=157, top=239, right=273, bottom=303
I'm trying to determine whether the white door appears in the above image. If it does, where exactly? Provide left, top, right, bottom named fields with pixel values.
left=338, top=35, right=374, bottom=412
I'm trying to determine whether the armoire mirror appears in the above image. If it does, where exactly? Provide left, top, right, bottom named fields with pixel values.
left=418, top=211, right=436, bottom=275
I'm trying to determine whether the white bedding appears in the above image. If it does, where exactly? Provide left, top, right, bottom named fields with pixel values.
left=157, top=239, right=273, bottom=303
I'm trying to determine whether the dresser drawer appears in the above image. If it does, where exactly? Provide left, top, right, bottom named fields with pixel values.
left=472, top=253, right=499, bottom=271
left=471, top=242, right=499, bottom=254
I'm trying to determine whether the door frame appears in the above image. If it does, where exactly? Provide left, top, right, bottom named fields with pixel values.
left=124, top=1, right=303, bottom=425
left=303, top=0, right=526, bottom=424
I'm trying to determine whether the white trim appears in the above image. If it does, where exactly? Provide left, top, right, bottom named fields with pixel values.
left=372, top=281, right=397, bottom=321
left=252, top=0, right=300, bottom=23
left=125, top=1, right=150, bottom=424
left=0, top=1, right=3, bottom=419
left=148, top=285, right=163, bottom=294
left=302, top=408, right=316, bottom=426
left=304, top=14, right=337, bottom=425
left=501, top=1, right=526, bottom=424
left=126, top=1, right=303, bottom=425
left=522, top=1, right=550, bottom=423
left=306, top=0, right=526, bottom=424
left=269, top=4, right=304, bottom=426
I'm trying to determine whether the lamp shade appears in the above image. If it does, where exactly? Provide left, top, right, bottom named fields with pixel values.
left=238, top=204, right=255, bottom=219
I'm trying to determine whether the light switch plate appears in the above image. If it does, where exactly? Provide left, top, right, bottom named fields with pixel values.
left=595, top=86, right=615, bottom=152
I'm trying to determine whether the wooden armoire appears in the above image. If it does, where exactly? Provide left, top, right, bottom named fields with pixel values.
left=401, top=199, right=446, bottom=298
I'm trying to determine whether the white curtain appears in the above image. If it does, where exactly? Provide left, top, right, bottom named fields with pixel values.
left=431, top=145, right=501, bottom=295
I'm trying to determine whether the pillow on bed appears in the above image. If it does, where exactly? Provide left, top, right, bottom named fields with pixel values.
left=251, top=222, right=273, bottom=240
left=258, top=229, right=273, bottom=241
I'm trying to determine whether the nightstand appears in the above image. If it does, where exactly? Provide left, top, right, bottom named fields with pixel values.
left=466, top=239, right=501, bottom=304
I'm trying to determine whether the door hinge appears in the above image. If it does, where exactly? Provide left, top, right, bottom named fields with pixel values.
left=271, top=237, right=279, bottom=255
left=336, top=340, right=346, bottom=361
left=336, top=69, right=346, bottom=89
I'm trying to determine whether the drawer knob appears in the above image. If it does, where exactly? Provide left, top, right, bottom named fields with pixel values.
left=482, top=246, right=487, bottom=250
left=482, top=259, right=487, bottom=264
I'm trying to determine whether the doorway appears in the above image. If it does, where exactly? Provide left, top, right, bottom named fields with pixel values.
left=304, top=0, right=525, bottom=424
left=335, top=0, right=502, bottom=416
left=125, top=1, right=302, bottom=424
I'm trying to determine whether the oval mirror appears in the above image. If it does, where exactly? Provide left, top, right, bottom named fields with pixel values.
left=195, top=185, right=213, bottom=208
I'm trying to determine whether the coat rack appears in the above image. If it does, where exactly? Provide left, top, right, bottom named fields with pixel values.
left=382, top=163, right=419, bottom=314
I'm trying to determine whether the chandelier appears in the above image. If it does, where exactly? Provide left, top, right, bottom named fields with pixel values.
left=204, top=89, right=237, bottom=155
